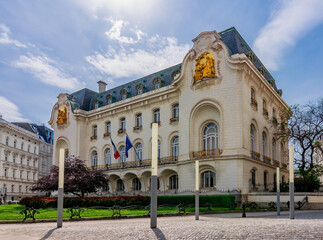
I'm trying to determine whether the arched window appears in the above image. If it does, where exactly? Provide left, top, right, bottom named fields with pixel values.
left=172, top=136, right=179, bottom=158
left=135, top=143, right=142, bottom=162
left=65, top=149, right=69, bottom=160
left=201, top=171, right=215, bottom=188
left=158, top=140, right=161, bottom=159
left=203, top=123, right=218, bottom=151
left=5, top=137, right=9, bottom=146
left=91, top=151, right=98, bottom=167
left=251, top=169, right=256, bottom=188
left=14, top=140, right=17, bottom=148
left=262, top=132, right=267, bottom=156
left=280, top=142, right=284, bottom=163
left=272, top=138, right=276, bottom=160
left=153, top=78, right=161, bottom=89
left=136, top=84, right=143, bottom=95
left=132, top=178, right=141, bottom=191
left=121, top=89, right=127, bottom=100
left=250, top=124, right=256, bottom=152
left=173, top=104, right=179, bottom=118
left=282, top=175, right=285, bottom=183
left=106, top=95, right=112, bottom=105
left=117, top=179, right=125, bottom=191
left=153, top=109, right=160, bottom=123
left=169, top=175, right=178, bottom=190
left=105, top=148, right=111, bottom=165
left=119, top=146, right=125, bottom=163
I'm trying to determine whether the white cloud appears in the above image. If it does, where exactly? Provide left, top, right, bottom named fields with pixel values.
left=13, top=54, right=84, bottom=90
left=253, top=0, right=323, bottom=70
left=86, top=35, right=190, bottom=79
left=0, top=96, right=28, bottom=122
left=105, top=18, right=146, bottom=44
left=0, top=23, right=26, bottom=48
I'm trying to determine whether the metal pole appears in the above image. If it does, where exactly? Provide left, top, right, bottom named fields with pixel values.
left=276, top=167, right=280, bottom=215
left=57, top=148, right=65, bottom=228
left=195, top=160, right=199, bottom=220
left=289, top=145, right=295, bottom=219
left=150, top=123, right=158, bottom=228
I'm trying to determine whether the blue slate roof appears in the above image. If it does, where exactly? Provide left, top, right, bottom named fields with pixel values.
left=68, top=27, right=279, bottom=112
left=12, top=123, right=54, bottom=144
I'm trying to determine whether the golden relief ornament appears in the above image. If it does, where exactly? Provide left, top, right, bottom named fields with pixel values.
left=56, top=106, right=67, bottom=125
left=193, top=52, right=216, bottom=83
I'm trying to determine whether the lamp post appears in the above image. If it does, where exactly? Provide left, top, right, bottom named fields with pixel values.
left=289, top=145, right=295, bottom=219
left=150, top=123, right=158, bottom=228
left=276, top=167, right=280, bottom=215
left=57, top=148, right=65, bottom=228
left=195, top=160, right=199, bottom=220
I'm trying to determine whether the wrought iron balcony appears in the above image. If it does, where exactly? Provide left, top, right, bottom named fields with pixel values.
left=190, top=149, right=222, bottom=159
left=250, top=151, right=260, bottom=160
left=273, top=160, right=280, bottom=167
left=263, top=156, right=271, bottom=164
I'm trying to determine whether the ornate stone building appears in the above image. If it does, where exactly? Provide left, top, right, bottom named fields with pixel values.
left=0, top=117, right=41, bottom=202
left=49, top=28, right=289, bottom=198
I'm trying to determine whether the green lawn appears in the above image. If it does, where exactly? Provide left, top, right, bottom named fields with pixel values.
left=0, top=204, right=244, bottom=221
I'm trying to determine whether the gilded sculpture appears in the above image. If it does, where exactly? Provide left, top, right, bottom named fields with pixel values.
left=193, top=52, right=216, bottom=82
left=57, top=106, right=67, bottom=125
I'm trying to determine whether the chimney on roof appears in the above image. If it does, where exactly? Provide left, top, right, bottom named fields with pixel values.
left=97, top=81, right=107, bottom=93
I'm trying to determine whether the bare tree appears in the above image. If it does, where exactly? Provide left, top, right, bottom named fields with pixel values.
left=271, top=99, right=323, bottom=191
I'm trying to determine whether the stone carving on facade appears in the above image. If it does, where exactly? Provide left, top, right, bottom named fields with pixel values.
left=193, top=52, right=216, bottom=83
left=57, top=106, right=67, bottom=125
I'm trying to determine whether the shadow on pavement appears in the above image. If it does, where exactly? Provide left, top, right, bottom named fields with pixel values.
left=40, top=228, right=58, bottom=240
left=152, top=228, right=166, bottom=240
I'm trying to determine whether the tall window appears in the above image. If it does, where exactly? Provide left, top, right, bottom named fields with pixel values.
left=203, top=123, right=218, bottom=151
left=132, top=178, right=141, bottom=191
left=251, top=169, right=256, bottom=188
left=117, top=179, right=124, bottom=191
left=272, top=138, right=276, bottom=160
left=264, top=172, right=267, bottom=189
left=5, top=137, right=9, bottom=145
left=26, top=186, right=28, bottom=193
left=11, top=184, right=14, bottom=193
left=263, top=99, right=267, bottom=110
left=135, top=143, right=142, bottom=162
left=280, top=142, right=284, bottom=163
left=13, top=155, right=16, bottom=163
left=94, top=100, right=99, bottom=109
left=20, top=170, right=23, bottom=179
left=158, top=140, right=161, bottom=159
left=250, top=124, right=256, bottom=152
left=173, top=104, right=179, bottom=118
left=136, top=114, right=142, bottom=127
left=19, top=185, right=22, bottom=193
left=27, top=159, right=30, bottom=166
left=119, top=146, right=125, bottom=163
left=28, top=145, right=30, bottom=152
left=172, top=136, right=179, bottom=158
left=13, top=170, right=16, bottom=179
left=251, top=88, right=255, bottom=100
left=201, top=171, right=215, bottom=188
left=153, top=109, right=160, bottom=123
left=21, top=142, right=24, bottom=150
left=136, top=84, right=143, bottom=95
left=92, top=125, right=97, bottom=137
left=120, top=118, right=126, bottom=130
left=5, top=153, right=7, bottom=161
left=4, top=168, right=7, bottom=177
left=105, top=148, right=111, bottom=165
left=91, top=151, right=98, bottom=167
left=34, top=147, right=36, bottom=154
left=262, top=132, right=267, bottom=156
left=153, top=78, right=161, bottom=89
left=14, top=140, right=16, bottom=148
left=169, top=175, right=178, bottom=190
left=106, top=121, right=111, bottom=134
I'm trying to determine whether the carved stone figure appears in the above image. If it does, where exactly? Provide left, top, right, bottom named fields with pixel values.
left=193, top=52, right=216, bottom=82
left=57, top=106, right=67, bottom=125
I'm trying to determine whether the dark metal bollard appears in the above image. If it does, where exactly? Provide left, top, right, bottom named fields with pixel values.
left=242, top=203, right=246, bottom=218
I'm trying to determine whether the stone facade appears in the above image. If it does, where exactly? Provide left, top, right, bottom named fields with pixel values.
left=0, top=117, right=41, bottom=202
left=49, top=28, right=290, bottom=196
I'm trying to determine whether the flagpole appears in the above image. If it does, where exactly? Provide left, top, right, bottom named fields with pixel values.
left=126, top=133, right=141, bottom=162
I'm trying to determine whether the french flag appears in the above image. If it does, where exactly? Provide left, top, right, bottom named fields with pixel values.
left=110, top=138, right=120, bottom=159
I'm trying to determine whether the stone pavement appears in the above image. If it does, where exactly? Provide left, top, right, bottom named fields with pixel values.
left=0, top=210, right=322, bottom=239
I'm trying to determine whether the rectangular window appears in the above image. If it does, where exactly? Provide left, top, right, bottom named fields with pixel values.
left=121, top=118, right=126, bottom=130
left=106, top=122, right=111, bottom=133
left=136, top=114, right=142, bottom=127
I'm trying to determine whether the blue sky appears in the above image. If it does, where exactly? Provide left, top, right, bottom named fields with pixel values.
left=0, top=0, right=322, bottom=125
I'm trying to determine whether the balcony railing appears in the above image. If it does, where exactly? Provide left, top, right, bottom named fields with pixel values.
left=118, top=129, right=126, bottom=134
left=90, top=136, right=97, bottom=140
left=281, top=163, right=287, bottom=169
left=273, top=160, right=280, bottom=167
left=251, top=98, right=258, bottom=108
left=250, top=151, right=260, bottom=160
left=133, top=126, right=142, bottom=131
left=170, top=117, right=179, bottom=123
left=263, top=156, right=271, bottom=164
left=103, top=133, right=111, bottom=137
left=190, top=149, right=222, bottom=159
left=263, top=108, right=269, bottom=117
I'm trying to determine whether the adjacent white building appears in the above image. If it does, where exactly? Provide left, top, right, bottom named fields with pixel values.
left=49, top=28, right=290, bottom=200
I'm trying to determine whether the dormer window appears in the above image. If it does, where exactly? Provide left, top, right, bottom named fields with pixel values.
left=153, top=78, right=161, bottom=89
left=94, top=100, right=99, bottom=109
left=106, top=95, right=112, bottom=105
left=121, top=89, right=127, bottom=100
left=136, top=84, right=143, bottom=95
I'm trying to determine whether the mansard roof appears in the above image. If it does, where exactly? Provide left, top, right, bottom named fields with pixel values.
left=68, top=27, right=279, bottom=112
left=12, top=122, right=53, bottom=144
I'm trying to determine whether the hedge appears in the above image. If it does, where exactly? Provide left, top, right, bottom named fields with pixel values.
left=19, top=195, right=235, bottom=209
